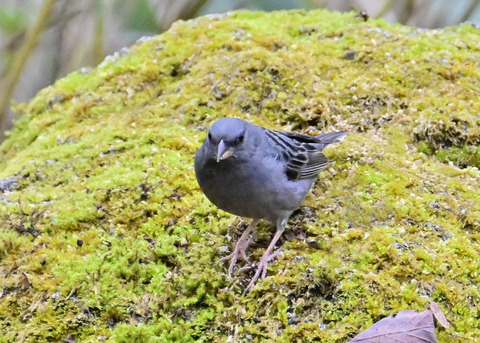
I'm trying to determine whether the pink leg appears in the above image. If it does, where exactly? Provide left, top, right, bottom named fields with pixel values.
left=245, top=228, right=284, bottom=291
left=219, top=219, right=259, bottom=277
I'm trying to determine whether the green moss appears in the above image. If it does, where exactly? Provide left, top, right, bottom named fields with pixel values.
left=1, top=8, right=480, bottom=342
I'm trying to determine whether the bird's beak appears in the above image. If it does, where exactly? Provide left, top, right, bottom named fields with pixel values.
left=216, top=139, right=234, bottom=162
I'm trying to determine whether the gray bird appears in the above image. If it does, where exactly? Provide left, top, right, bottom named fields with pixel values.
left=194, top=117, right=347, bottom=291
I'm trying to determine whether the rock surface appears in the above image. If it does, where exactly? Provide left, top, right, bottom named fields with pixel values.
left=1, top=9, right=479, bottom=342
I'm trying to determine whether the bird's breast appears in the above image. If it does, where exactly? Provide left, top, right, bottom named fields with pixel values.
left=195, top=157, right=312, bottom=221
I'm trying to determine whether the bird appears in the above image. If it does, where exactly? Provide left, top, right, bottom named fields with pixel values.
left=194, top=117, right=347, bottom=291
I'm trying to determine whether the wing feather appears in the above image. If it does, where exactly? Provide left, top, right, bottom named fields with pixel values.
left=264, top=129, right=340, bottom=181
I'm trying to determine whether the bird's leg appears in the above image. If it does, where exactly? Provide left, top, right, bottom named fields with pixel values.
left=219, top=219, right=259, bottom=277
left=229, top=217, right=252, bottom=261
left=245, top=224, right=285, bottom=292
left=239, top=236, right=254, bottom=262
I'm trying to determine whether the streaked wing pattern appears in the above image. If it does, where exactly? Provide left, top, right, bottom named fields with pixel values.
left=264, top=129, right=330, bottom=181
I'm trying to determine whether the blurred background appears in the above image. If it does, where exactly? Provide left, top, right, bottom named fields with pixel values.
left=1, top=0, right=480, bottom=141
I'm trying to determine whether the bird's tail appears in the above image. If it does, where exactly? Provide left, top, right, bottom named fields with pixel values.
left=315, top=131, right=348, bottom=149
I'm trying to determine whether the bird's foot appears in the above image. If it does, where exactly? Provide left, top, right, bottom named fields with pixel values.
left=219, top=236, right=254, bottom=277
left=219, top=219, right=259, bottom=277
left=245, top=247, right=283, bottom=292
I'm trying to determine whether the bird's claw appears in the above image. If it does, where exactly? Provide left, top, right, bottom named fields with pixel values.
left=219, top=234, right=254, bottom=277
left=245, top=247, right=283, bottom=291
left=236, top=264, right=254, bottom=274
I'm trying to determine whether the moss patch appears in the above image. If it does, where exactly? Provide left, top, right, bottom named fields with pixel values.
left=1, top=9, right=480, bottom=342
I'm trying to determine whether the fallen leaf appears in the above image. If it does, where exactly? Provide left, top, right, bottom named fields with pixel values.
left=429, top=301, right=451, bottom=329
left=349, top=309, right=437, bottom=343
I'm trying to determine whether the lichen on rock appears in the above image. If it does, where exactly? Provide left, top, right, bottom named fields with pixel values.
left=1, top=9, right=479, bottom=342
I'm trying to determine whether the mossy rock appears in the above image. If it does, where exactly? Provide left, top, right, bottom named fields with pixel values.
left=1, top=9, right=479, bottom=342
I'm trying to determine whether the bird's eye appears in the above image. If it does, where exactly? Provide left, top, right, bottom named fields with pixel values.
left=207, top=132, right=212, bottom=141
left=236, top=133, right=245, bottom=145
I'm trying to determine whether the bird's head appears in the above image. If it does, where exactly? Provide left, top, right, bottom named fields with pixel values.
left=205, top=118, right=248, bottom=162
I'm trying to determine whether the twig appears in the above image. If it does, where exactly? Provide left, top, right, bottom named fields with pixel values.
left=0, top=0, right=57, bottom=123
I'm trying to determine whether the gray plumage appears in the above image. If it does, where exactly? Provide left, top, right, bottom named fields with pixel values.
left=194, top=117, right=347, bottom=290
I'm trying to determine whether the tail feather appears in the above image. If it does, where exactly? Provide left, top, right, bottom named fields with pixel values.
left=315, top=131, right=348, bottom=149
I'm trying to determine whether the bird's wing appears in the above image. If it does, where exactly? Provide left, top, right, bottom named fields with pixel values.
left=264, top=129, right=331, bottom=181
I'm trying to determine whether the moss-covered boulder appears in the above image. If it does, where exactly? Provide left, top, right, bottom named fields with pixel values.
left=1, top=9, right=479, bottom=342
